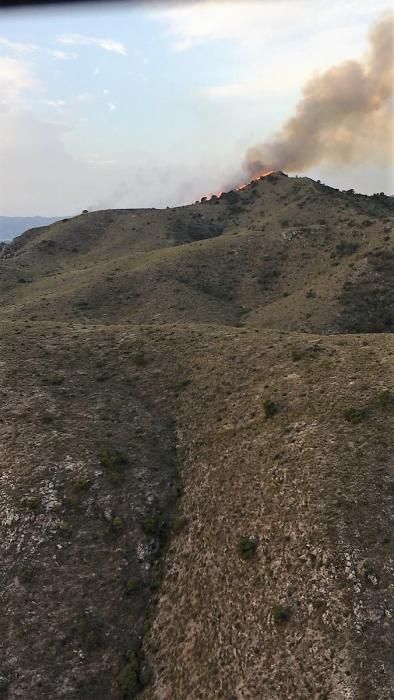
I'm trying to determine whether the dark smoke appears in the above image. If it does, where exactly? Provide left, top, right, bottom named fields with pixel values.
left=244, top=12, right=394, bottom=178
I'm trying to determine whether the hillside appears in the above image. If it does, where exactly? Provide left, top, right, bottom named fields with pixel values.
left=0, top=173, right=392, bottom=333
left=0, top=216, right=65, bottom=242
left=0, top=173, right=393, bottom=700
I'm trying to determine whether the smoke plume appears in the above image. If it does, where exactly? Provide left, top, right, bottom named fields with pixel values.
left=244, top=12, right=394, bottom=179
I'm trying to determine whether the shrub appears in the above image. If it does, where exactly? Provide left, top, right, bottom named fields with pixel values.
left=71, top=478, right=91, bottom=493
left=237, top=537, right=257, bottom=559
left=224, top=190, right=241, bottom=205
left=74, top=613, right=101, bottom=650
left=263, top=399, right=278, bottom=419
left=123, top=578, right=139, bottom=595
left=272, top=604, right=291, bottom=624
left=335, top=241, right=359, bottom=256
left=117, top=655, right=140, bottom=698
left=99, top=447, right=128, bottom=472
left=291, top=348, right=303, bottom=362
left=377, top=389, right=394, bottom=409
left=172, top=514, right=188, bottom=533
left=142, top=514, right=160, bottom=536
left=44, top=373, right=65, bottom=386
left=42, top=411, right=56, bottom=424
left=21, top=495, right=40, bottom=511
left=258, top=268, right=279, bottom=290
left=133, top=350, right=147, bottom=367
left=111, top=516, right=125, bottom=533
left=343, top=406, right=367, bottom=423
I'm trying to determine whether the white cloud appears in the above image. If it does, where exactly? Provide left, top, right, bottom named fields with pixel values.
left=42, top=99, right=65, bottom=108
left=86, top=157, right=116, bottom=166
left=0, top=57, right=39, bottom=110
left=0, top=37, right=39, bottom=53
left=75, top=92, right=95, bottom=104
left=92, top=66, right=100, bottom=77
left=153, top=0, right=391, bottom=52
left=103, top=88, right=110, bottom=96
left=57, top=33, right=127, bottom=56
left=49, top=49, right=77, bottom=61
left=108, top=102, right=116, bottom=112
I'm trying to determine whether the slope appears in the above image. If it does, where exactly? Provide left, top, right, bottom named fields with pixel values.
left=0, top=173, right=392, bottom=700
left=0, top=173, right=392, bottom=333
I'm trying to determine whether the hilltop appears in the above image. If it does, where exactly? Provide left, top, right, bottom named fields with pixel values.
left=0, top=173, right=392, bottom=700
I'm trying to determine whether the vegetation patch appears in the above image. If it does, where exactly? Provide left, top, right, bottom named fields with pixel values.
left=377, top=389, right=394, bottom=410
left=123, top=578, right=139, bottom=596
left=99, top=448, right=128, bottom=478
left=343, top=406, right=368, bottom=423
left=237, top=537, right=258, bottom=559
left=263, top=399, right=279, bottom=419
left=20, top=495, right=40, bottom=512
left=335, top=240, right=359, bottom=256
left=272, top=604, right=292, bottom=625
left=117, top=654, right=140, bottom=699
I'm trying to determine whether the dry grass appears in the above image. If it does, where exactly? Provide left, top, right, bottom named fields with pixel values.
left=0, top=174, right=392, bottom=699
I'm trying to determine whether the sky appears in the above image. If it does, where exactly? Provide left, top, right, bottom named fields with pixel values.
left=0, top=0, right=392, bottom=215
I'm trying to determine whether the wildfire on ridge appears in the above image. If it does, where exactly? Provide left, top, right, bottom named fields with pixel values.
left=201, top=170, right=275, bottom=202
left=236, top=170, right=274, bottom=191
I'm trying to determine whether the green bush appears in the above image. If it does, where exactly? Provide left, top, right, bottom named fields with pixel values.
left=142, top=514, right=160, bottom=536
left=377, top=389, right=394, bottom=409
left=133, top=350, right=148, bottom=367
left=263, top=399, right=279, bottom=419
left=291, top=348, right=304, bottom=362
left=237, top=537, right=257, bottom=559
left=117, top=655, right=140, bottom=698
left=74, top=613, right=101, bottom=650
left=71, top=478, right=91, bottom=493
left=123, top=578, right=139, bottom=595
left=272, top=604, right=291, bottom=624
left=21, top=495, right=40, bottom=511
left=335, top=240, right=359, bottom=256
left=44, top=373, right=65, bottom=386
left=111, top=516, right=126, bottom=533
left=99, top=448, right=128, bottom=473
left=343, top=406, right=367, bottom=423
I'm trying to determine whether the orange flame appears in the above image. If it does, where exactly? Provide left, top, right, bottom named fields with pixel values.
left=200, top=170, right=275, bottom=203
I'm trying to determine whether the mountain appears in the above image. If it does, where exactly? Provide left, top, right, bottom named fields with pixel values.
left=0, top=215, right=65, bottom=241
left=0, top=173, right=392, bottom=700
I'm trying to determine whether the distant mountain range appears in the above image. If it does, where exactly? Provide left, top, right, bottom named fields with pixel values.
left=0, top=216, right=65, bottom=241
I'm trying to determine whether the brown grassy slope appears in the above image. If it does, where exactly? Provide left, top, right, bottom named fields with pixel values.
left=0, top=173, right=393, bottom=700
left=0, top=320, right=392, bottom=700
left=0, top=173, right=392, bottom=332
left=0, top=321, right=181, bottom=699
left=139, top=325, right=394, bottom=700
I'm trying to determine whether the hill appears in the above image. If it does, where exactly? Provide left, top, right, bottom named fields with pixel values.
left=0, top=216, right=65, bottom=242
left=0, top=173, right=392, bottom=700
left=0, top=173, right=392, bottom=333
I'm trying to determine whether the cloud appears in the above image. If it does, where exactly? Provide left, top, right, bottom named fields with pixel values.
left=0, top=57, right=39, bottom=110
left=49, top=49, right=77, bottom=61
left=0, top=37, right=38, bottom=53
left=57, top=33, right=127, bottom=56
left=153, top=0, right=391, bottom=51
left=42, top=99, right=65, bottom=108
left=75, top=92, right=95, bottom=104
left=108, top=102, right=116, bottom=112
